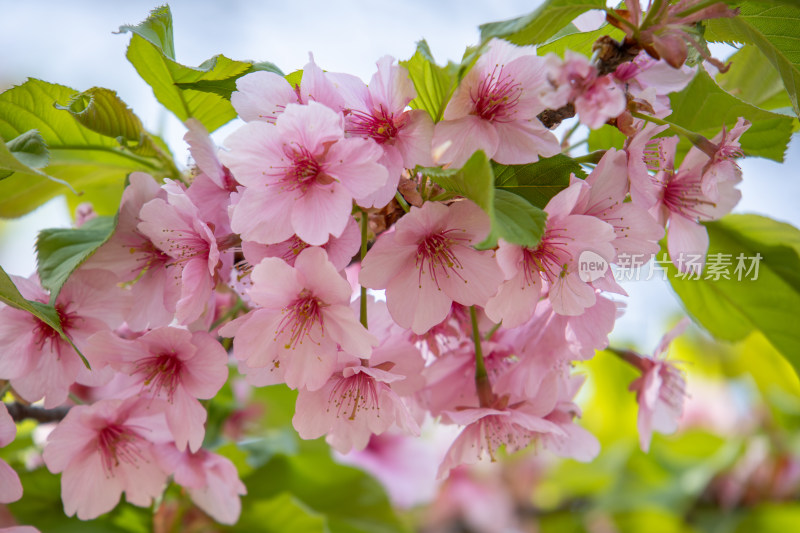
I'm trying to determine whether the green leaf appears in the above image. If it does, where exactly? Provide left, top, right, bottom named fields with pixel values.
left=236, top=493, right=327, bottom=533
left=667, top=70, right=794, bottom=162
left=0, top=130, right=51, bottom=181
left=587, top=124, right=627, bottom=153
left=493, top=154, right=587, bottom=209
left=420, top=150, right=494, bottom=213
left=242, top=453, right=409, bottom=533
left=0, top=265, right=90, bottom=368
left=5, top=130, right=49, bottom=169
left=55, top=87, right=167, bottom=158
left=119, top=6, right=254, bottom=132
left=0, top=79, right=173, bottom=218
left=538, top=23, right=626, bottom=58
left=176, top=61, right=284, bottom=100
left=418, top=151, right=547, bottom=249
left=705, top=2, right=800, bottom=117
left=717, top=44, right=795, bottom=114
left=36, top=215, right=117, bottom=301
left=479, top=0, right=606, bottom=46
left=483, top=189, right=548, bottom=249
left=118, top=4, right=175, bottom=59
left=399, top=40, right=458, bottom=122
left=667, top=214, right=800, bottom=379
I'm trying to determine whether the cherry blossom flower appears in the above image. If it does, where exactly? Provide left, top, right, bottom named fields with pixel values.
left=436, top=402, right=564, bottom=478
left=0, top=271, right=126, bottom=408
left=138, top=182, right=235, bottom=325
left=624, top=318, right=690, bottom=451
left=231, top=55, right=343, bottom=123
left=432, top=38, right=560, bottom=166
left=42, top=398, right=171, bottom=520
left=0, top=403, right=23, bottom=504
left=360, top=200, right=503, bottom=334
left=329, top=55, right=434, bottom=207
left=220, top=247, right=376, bottom=391
left=86, top=327, right=228, bottom=452
left=154, top=443, right=246, bottom=525
left=222, top=101, right=387, bottom=246
left=571, top=148, right=664, bottom=258
left=485, top=182, right=615, bottom=325
left=293, top=362, right=420, bottom=453
left=83, top=172, right=177, bottom=330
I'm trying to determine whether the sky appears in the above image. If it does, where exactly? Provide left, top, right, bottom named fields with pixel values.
left=0, top=0, right=798, bottom=348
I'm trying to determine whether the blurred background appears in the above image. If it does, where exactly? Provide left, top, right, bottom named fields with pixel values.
left=1, top=2, right=799, bottom=532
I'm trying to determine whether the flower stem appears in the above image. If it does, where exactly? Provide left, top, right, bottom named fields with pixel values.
left=470, top=306, right=493, bottom=407
left=359, top=209, right=369, bottom=330
left=608, top=346, right=645, bottom=370
left=631, top=111, right=718, bottom=158
left=394, top=191, right=410, bottom=213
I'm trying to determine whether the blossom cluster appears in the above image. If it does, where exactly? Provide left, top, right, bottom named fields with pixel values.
left=0, top=29, right=749, bottom=525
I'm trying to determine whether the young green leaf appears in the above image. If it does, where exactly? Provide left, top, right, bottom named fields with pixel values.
left=36, top=215, right=117, bottom=302
left=538, top=23, right=626, bottom=57
left=118, top=6, right=257, bottom=132
left=667, top=214, right=800, bottom=379
left=493, top=154, right=587, bottom=209
left=0, top=130, right=50, bottom=181
left=667, top=70, right=794, bottom=162
left=705, top=2, right=800, bottom=117
left=418, top=151, right=546, bottom=249
left=0, top=79, right=174, bottom=218
left=479, top=0, right=606, bottom=46
left=175, top=61, right=285, bottom=100
left=717, top=44, right=795, bottom=115
left=0, top=265, right=90, bottom=369
left=399, top=40, right=459, bottom=122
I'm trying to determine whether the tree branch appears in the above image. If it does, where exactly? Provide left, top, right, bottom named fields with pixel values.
left=5, top=402, right=70, bottom=423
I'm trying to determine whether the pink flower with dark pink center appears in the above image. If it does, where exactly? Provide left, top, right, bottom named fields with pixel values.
left=222, top=101, right=387, bottom=246
left=42, top=398, right=171, bottom=520
left=0, top=271, right=126, bottom=408
left=329, top=56, right=434, bottom=207
left=220, top=247, right=376, bottom=391
left=623, top=318, right=690, bottom=452
left=485, top=182, right=615, bottom=325
left=432, top=39, right=560, bottom=166
left=154, top=443, right=246, bottom=525
left=0, top=404, right=23, bottom=504
left=360, top=200, right=503, bottom=334
left=85, top=327, right=228, bottom=452
left=138, top=183, right=235, bottom=325
left=83, top=172, right=178, bottom=330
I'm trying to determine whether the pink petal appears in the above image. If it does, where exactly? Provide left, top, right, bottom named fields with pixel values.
left=386, top=262, right=454, bottom=335
left=432, top=116, right=499, bottom=167
left=231, top=70, right=297, bottom=123
left=0, top=459, right=22, bottom=503
left=291, top=183, right=353, bottom=246
left=491, top=119, right=560, bottom=165
left=230, top=187, right=297, bottom=245
left=667, top=215, right=709, bottom=274
left=166, top=392, right=207, bottom=453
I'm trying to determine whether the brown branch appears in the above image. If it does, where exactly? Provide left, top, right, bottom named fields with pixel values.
left=5, top=402, right=70, bottom=423
left=537, top=103, right=575, bottom=129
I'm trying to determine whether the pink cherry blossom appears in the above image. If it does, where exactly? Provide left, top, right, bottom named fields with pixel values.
left=485, top=182, right=615, bottom=325
left=220, top=247, right=376, bottom=391
left=360, top=200, right=503, bottom=334
left=626, top=318, right=690, bottom=452
left=331, top=55, right=434, bottom=207
left=572, top=148, right=664, bottom=258
left=83, top=172, right=178, bottom=330
left=184, top=118, right=239, bottom=234
left=138, top=182, right=234, bottom=325
left=42, top=398, right=171, bottom=520
left=222, top=101, right=387, bottom=246
left=437, top=402, right=564, bottom=478
left=293, top=362, right=420, bottom=453
left=231, top=55, right=343, bottom=123
left=624, top=122, right=675, bottom=209
left=0, top=270, right=126, bottom=408
left=85, top=327, right=228, bottom=452
left=432, top=38, right=560, bottom=166
left=154, top=443, right=246, bottom=525
left=0, top=403, right=23, bottom=504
